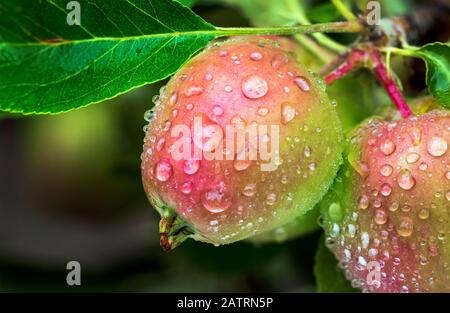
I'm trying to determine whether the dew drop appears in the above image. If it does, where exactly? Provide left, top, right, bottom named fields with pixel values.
left=408, top=127, right=422, bottom=146
left=230, top=116, right=246, bottom=131
left=281, top=103, right=296, bottom=124
left=328, top=203, right=342, bottom=222
left=361, top=232, right=370, bottom=248
left=397, top=169, right=416, bottom=190
left=373, top=198, right=382, bottom=208
left=152, top=95, right=160, bottom=106
left=294, top=76, right=310, bottom=91
left=304, top=146, right=311, bottom=158
left=446, top=171, right=450, bottom=180
left=427, top=136, right=448, bottom=157
left=380, top=164, right=393, bottom=177
left=156, top=138, right=165, bottom=151
left=163, top=120, right=171, bottom=132
left=219, top=50, right=228, bottom=57
left=241, top=75, right=269, bottom=99
left=401, top=204, right=411, bottom=212
left=155, top=160, right=173, bottom=182
left=380, top=139, right=396, bottom=156
left=354, top=161, right=369, bottom=177
left=185, top=103, right=194, bottom=110
left=418, top=208, right=430, bottom=220
left=397, top=217, right=414, bottom=237
left=181, top=181, right=193, bottom=194
left=224, top=85, right=233, bottom=93
left=233, top=159, right=251, bottom=171
left=266, top=193, right=277, bottom=205
left=257, top=106, right=269, bottom=116
left=381, top=183, right=392, bottom=196
left=250, top=52, right=262, bottom=61
left=205, top=73, right=213, bottom=81
left=212, top=105, right=224, bottom=116
left=348, top=224, right=356, bottom=237
left=368, top=138, right=377, bottom=146
left=144, top=109, right=154, bottom=122
left=374, top=209, right=388, bottom=225
left=185, top=86, right=204, bottom=97
left=406, top=152, right=420, bottom=164
left=389, top=201, right=399, bottom=212
left=308, top=162, right=316, bottom=171
left=169, top=92, right=178, bottom=105
left=183, top=159, right=200, bottom=175
left=242, top=183, right=256, bottom=197
left=201, top=187, right=232, bottom=213
left=358, top=195, right=369, bottom=210
left=145, top=147, right=153, bottom=156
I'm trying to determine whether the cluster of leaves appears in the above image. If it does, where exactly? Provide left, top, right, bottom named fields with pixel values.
left=0, top=0, right=449, bottom=292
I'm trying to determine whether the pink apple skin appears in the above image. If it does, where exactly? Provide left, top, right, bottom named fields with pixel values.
left=141, top=37, right=342, bottom=250
left=322, top=110, right=450, bottom=292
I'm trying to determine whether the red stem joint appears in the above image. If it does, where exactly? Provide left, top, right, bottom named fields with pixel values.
left=324, top=48, right=413, bottom=119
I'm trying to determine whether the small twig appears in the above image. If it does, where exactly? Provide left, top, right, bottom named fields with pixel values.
left=285, top=0, right=348, bottom=53
left=370, top=49, right=413, bottom=118
left=331, top=0, right=357, bottom=21
left=217, top=21, right=363, bottom=37
left=379, top=46, right=417, bottom=57
left=324, top=49, right=366, bottom=84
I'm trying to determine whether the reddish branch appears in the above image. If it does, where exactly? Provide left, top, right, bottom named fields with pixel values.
left=370, top=49, right=413, bottom=118
left=322, top=1, right=449, bottom=119
left=324, top=49, right=366, bottom=85
left=324, top=47, right=412, bottom=119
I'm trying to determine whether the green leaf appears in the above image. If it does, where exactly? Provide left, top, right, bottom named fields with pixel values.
left=308, top=3, right=340, bottom=23
left=0, top=0, right=216, bottom=114
left=415, top=43, right=450, bottom=107
left=314, top=235, right=358, bottom=293
left=176, top=0, right=195, bottom=7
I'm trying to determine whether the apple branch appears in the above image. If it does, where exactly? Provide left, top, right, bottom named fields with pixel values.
left=323, top=48, right=413, bottom=119
left=324, top=49, right=366, bottom=85
left=370, top=49, right=413, bottom=118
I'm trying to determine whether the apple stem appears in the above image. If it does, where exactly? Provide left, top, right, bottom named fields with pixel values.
left=324, top=48, right=413, bottom=119
left=324, top=49, right=366, bottom=85
left=370, top=49, right=413, bottom=119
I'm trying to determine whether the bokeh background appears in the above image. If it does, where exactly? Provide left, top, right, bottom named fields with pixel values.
left=0, top=0, right=448, bottom=292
